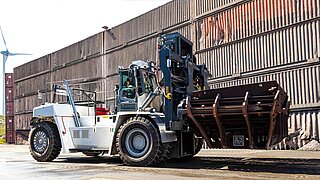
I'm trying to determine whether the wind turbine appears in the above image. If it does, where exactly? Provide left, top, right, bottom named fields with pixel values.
left=0, top=26, right=32, bottom=116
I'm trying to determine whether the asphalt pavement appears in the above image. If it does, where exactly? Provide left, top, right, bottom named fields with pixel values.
left=1, top=145, right=320, bottom=180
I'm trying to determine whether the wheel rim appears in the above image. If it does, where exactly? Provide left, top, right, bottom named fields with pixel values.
left=125, top=128, right=150, bottom=158
left=33, top=130, right=49, bottom=154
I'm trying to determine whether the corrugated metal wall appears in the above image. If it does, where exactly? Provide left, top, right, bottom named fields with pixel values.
left=196, top=0, right=320, bottom=148
left=13, top=0, right=320, bottom=148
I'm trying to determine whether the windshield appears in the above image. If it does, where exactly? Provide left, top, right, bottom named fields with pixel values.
left=142, top=70, right=157, bottom=94
left=120, top=70, right=136, bottom=99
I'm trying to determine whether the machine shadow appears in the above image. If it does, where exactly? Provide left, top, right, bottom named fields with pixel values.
left=56, top=156, right=123, bottom=164
left=161, top=156, right=320, bottom=175
left=55, top=155, right=320, bottom=175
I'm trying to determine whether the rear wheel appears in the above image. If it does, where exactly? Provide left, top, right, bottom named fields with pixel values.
left=116, top=117, right=162, bottom=166
left=29, top=122, right=61, bottom=162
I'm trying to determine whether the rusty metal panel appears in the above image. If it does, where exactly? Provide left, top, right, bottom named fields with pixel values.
left=5, top=101, right=14, bottom=116
left=5, top=87, right=14, bottom=102
left=5, top=130, right=15, bottom=144
left=197, top=19, right=319, bottom=78
left=196, top=0, right=319, bottom=51
left=5, top=73, right=13, bottom=87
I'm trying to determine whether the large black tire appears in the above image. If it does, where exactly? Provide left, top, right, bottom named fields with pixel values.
left=116, top=117, right=162, bottom=166
left=158, top=143, right=172, bottom=164
left=29, top=122, right=61, bottom=162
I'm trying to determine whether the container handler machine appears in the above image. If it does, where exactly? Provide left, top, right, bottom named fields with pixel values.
left=29, top=33, right=290, bottom=166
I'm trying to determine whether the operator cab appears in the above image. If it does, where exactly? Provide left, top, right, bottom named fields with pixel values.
left=116, top=60, right=159, bottom=112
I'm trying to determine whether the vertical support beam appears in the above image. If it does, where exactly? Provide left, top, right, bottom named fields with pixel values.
left=242, top=92, right=253, bottom=149
left=1, top=56, right=5, bottom=115
left=190, top=0, right=197, bottom=54
left=64, top=80, right=81, bottom=127
left=266, top=90, right=280, bottom=149
left=101, top=30, right=107, bottom=107
left=212, top=94, right=227, bottom=148
left=49, top=53, right=54, bottom=103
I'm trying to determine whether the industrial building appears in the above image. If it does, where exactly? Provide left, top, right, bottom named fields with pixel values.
left=5, top=73, right=14, bottom=144
left=13, top=0, right=320, bottom=148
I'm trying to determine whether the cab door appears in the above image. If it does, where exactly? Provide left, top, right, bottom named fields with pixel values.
left=117, top=69, right=137, bottom=111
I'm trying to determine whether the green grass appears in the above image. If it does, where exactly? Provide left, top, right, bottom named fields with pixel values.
left=0, top=115, right=5, bottom=144
left=0, top=126, right=4, bottom=136
left=0, top=127, right=4, bottom=136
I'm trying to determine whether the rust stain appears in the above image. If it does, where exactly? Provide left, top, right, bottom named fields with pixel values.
left=198, top=0, right=314, bottom=50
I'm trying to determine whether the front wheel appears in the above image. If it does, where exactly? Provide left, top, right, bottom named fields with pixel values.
left=116, top=117, right=162, bottom=166
left=29, top=122, right=61, bottom=162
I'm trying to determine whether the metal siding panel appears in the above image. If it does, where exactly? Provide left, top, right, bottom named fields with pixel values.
left=318, top=0, right=320, bottom=17
left=317, top=20, right=320, bottom=58
left=283, top=29, right=287, bottom=64
left=15, top=73, right=50, bottom=97
left=50, top=33, right=102, bottom=69
left=104, top=8, right=160, bottom=50
left=160, top=0, right=190, bottom=29
left=14, top=114, right=32, bottom=130
left=195, top=0, right=238, bottom=16
left=15, top=95, right=38, bottom=114
left=51, top=57, right=102, bottom=83
left=14, top=56, right=50, bottom=81
left=209, top=64, right=320, bottom=107
left=287, top=111, right=320, bottom=148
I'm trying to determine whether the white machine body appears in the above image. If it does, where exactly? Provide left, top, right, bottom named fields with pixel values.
left=33, top=103, right=176, bottom=155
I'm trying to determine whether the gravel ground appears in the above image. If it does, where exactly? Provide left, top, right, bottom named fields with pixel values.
left=1, top=145, right=320, bottom=180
